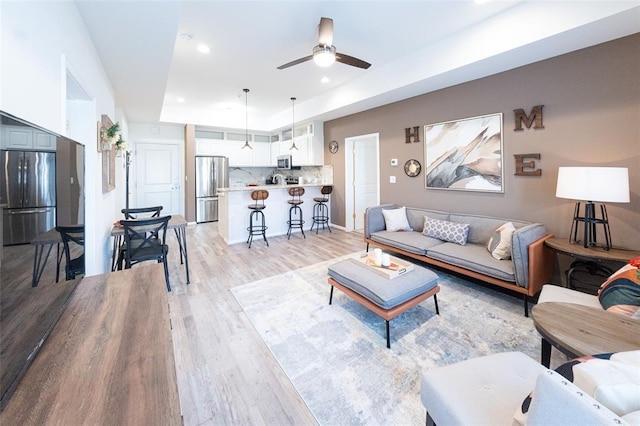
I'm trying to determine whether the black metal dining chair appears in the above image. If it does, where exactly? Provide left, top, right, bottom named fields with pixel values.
left=121, top=205, right=163, bottom=219
left=55, top=225, right=85, bottom=281
left=118, top=215, right=172, bottom=291
left=117, top=205, right=164, bottom=266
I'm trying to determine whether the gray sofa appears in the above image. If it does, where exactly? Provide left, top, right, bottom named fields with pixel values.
left=364, top=205, right=554, bottom=316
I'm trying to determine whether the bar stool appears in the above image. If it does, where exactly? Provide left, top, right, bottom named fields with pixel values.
left=287, top=186, right=306, bottom=239
left=247, top=190, right=269, bottom=248
left=310, top=185, right=333, bottom=234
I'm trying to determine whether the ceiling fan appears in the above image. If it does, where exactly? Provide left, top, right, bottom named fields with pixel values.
left=277, top=17, right=371, bottom=70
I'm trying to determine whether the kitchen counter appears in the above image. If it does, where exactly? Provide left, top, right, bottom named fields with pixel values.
left=217, top=183, right=333, bottom=245
left=218, top=182, right=330, bottom=192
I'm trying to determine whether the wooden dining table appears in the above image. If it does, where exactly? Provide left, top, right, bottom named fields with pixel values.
left=110, top=214, right=191, bottom=285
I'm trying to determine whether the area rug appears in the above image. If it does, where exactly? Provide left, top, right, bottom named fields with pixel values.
left=231, top=253, right=554, bottom=425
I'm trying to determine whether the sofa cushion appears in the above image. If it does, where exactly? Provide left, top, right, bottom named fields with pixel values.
left=426, top=242, right=515, bottom=282
left=422, top=217, right=469, bottom=245
left=406, top=207, right=449, bottom=232
left=370, top=230, right=442, bottom=255
left=487, top=222, right=516, bottom=260
left=381, top=206, right=412, bottom=231
left=449, top=213, right=528, bottom=245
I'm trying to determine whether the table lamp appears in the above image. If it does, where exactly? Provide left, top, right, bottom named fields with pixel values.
left=556, top=167, right=629, bottom=250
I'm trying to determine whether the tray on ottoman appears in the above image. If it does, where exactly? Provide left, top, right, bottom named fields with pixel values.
left=327, top=258, right=440, bottom=348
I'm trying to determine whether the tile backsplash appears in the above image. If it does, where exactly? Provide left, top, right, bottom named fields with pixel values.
left=228, top=165, right=333, bottom=187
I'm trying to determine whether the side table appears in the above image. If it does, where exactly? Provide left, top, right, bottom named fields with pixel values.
left=544, top=237, right=640, bottom=293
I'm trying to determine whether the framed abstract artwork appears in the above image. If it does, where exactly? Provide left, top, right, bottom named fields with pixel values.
left=424, top=113, right=504, bottom=192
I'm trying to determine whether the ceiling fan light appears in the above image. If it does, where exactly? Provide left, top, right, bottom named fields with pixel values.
left=313, top=45, right=336, bottom=67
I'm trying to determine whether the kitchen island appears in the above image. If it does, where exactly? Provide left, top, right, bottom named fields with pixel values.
left=218, top=184, right=331, bottom=245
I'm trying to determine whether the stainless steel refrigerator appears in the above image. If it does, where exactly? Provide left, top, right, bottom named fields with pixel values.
left=195, top=156, right=228, bottom=223
left=1, top=150, right=56, bottom=245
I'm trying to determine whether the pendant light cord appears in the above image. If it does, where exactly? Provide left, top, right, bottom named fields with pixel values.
left=242, top=88, right=252, bottom=149
left=290, top=97, right=298, bottom=150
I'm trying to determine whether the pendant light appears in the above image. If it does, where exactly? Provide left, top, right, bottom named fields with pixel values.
left=290, top=96, right=298, bottom=150
left=242, top=88, right=253, bottom=150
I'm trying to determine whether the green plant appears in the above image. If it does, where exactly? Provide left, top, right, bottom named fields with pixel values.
left=114, top=135, right=126, bottom=151
left=106, top=122, right=120, bottom=139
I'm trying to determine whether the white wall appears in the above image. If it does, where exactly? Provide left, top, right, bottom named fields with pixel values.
left=1, top=1, right=125, bottom=275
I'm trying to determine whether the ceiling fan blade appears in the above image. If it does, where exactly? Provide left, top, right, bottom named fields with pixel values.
left=277, top=55, right=313, bottom=70
left=335, top=52, right=371, bottom=69
left=318, top=17, right=333, bottom=46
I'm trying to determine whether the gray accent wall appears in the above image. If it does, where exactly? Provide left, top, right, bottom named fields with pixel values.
left=324, top=33, right=640, bottom=250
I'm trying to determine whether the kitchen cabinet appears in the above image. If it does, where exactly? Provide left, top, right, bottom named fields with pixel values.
left=196, top=137, right=272, bottom=167
left=1, top=126, right=56, bottom=150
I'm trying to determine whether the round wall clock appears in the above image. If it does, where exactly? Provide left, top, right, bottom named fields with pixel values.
left=404, top=159, right=422, bottom=177
left=329, top=140, right=339, bottom=154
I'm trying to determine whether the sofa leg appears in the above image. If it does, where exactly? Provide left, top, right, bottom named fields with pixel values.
left=426, top=411, right=436, bottom=426
left=524, top=295, right=529, bottom=317
left=366, top=242, right=369, bottom=252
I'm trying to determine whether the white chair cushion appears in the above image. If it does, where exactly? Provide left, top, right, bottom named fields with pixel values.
left=420, top=352, right=546, bottom=425
left=537, top=284, right=602, bottom=309
left=573, top=351, right=640, bottom=417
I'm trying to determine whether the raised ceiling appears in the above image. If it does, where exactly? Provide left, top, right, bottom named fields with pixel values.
left=76, top=1, right=640, bottom=132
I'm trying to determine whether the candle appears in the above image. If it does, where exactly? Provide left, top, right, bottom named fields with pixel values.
left=382, top=253, right=391, bottom=267
left=373, top=248, right=382, bottom=266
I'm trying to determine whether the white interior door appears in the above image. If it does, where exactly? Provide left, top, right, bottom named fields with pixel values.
left=134, top=142, right=182, bottom=215
left=345, top=133, right=380, bottom=231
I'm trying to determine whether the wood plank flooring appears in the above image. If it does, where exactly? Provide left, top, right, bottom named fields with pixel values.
left=165, top=224, right=364, bottom=425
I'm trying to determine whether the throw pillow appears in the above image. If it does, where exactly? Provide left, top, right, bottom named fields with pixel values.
left=486, top=222, right=516, bottom=260
left=598, top=260, right=640, bottom=317
left=422, top=217, right=469, bottom=245
left=381, top=206, right=412, bottom=232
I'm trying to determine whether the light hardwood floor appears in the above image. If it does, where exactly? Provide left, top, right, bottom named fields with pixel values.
left=165, top=223, right=364, bottom=425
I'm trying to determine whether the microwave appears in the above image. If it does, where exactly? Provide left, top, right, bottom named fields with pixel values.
left=277, top=154, right=291, bottom=170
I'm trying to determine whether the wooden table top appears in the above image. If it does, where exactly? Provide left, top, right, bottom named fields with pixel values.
left=1, top=264, right=182, bottom=425
left=532, top=302, right=640, bottom=358
left=545, top=237, right=640, bottom=263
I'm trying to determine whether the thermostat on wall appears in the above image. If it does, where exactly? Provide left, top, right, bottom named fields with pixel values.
left=391, top=158, right=398, bottom=166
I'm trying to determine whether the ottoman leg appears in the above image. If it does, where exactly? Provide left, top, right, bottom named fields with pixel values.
left=434, top=294, right=439, bottom=315
left=329, top=286, right=334, bottom=305
left=386, top=320, right=390, bottom=349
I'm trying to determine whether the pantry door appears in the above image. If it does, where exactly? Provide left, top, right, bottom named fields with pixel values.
left=134, top=142, right=183, bottom=215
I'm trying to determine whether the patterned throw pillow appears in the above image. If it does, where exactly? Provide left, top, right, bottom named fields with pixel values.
left=381, top=206, right=412, bottom=232
left=422, top=217, right=469, bottom=245
left=598, top=261, right=640, bottom=317
left=487, top=222, right=516, bottom=260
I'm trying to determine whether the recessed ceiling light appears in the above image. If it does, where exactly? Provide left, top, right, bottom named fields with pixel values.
left=180, top=33, right=193, bottom=41
left=177, top=97, right=185, bottom=103
left=197, top=44, right=210, bottom=54
left=321, top=77, right=330, bottom=84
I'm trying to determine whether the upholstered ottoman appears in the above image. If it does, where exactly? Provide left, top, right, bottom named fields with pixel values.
left=327, top=258, right=439, bottom=348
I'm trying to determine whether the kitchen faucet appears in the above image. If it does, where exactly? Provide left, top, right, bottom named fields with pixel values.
left=272, top=174, right=286, bottom=185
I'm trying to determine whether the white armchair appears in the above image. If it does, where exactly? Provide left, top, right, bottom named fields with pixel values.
left=420, top=351, right=631, bottom=425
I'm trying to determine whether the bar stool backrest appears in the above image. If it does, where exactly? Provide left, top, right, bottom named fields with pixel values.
left=321, top=185, right=333, bottom=195
left=251, top=190, right=269, bottom=201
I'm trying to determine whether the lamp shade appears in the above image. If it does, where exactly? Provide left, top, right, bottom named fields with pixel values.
left=556, top=167, right=630, bottom=203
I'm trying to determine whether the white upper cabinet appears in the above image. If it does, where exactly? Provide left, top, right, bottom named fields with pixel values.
left=1, top=126, right=56, bottom=150
left=193, top=123, right=323, bottom=167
